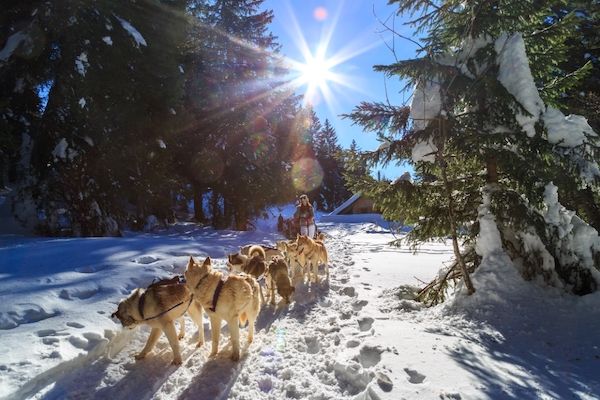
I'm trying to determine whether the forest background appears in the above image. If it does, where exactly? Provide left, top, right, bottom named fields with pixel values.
left=0, top=0, right=599, bottom=296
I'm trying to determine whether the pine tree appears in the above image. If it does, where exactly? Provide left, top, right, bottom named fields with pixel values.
left=344, top=0, right=600, bottom=301
left=0, top=0, right=47, bottom=189
left=2, top=0, right=190, bottom=236
left=179, top=0, right=301, bottom=229
left=313, top=119, right=351, bottom=211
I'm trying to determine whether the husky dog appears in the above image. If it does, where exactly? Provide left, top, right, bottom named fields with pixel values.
left=266, top=256, right=295, bottom=304
left=112, top=278, right=204, bottom=365
left=228, top=245, right=269, bottom=302
left=276, top=240, right=304, bottom=279
left=239, top=244, right=284, bottom=260
left=296, top=234, right=329, bottom=283
left=184, top=256, right=261, bottom=361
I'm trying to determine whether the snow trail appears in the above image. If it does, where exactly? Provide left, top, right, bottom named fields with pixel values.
left=22, top=231, right=388, bottom=399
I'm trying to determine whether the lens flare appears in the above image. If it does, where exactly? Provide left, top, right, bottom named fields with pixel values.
left=313, top=7, right=328, bottom=21
left=249, top=132, right=273, bottom=165
left=291, top=158, right=323, bottom=192
left=276, top=328, right=286, bottom=351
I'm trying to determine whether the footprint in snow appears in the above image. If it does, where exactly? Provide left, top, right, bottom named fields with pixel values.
left=352, top=300, right=368, bottom=311
left=133, top=255, right=159, bottom=264
left=304, top=336, right=321, bottom=354
left=71, top=288, right=99, bottom=300
left=377, top=372, right=394, bottom=392
left=404, top=368, right=426, bottom=384
left=357, top=317, right=374, bottom=332
left=358, top=344, right=384, bottom=368
left=11, top=307, right=57, bottom=326
left=75, top=265, right=108, bottom=273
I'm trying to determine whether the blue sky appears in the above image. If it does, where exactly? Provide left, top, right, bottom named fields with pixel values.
left=261, top=0, right=418, bottom=180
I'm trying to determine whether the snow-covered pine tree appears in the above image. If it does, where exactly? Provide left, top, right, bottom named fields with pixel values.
left=343, top=0, right=600, bottom=301
left=3, top=0, right=189, bottom=236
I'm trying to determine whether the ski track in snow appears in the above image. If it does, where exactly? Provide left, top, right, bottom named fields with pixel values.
left=21, top=230, right=395, bottom=400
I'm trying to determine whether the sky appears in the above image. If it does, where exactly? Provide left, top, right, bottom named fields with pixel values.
left=260, top=0, right=419, bottom=180
left=1, top=204, right=600, bottom=399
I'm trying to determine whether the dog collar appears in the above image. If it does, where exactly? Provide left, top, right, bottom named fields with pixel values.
left=194, top=273, right=210, bottom=291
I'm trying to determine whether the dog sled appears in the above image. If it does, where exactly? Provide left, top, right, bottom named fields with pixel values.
left=282, top=217, right=319, bottom=240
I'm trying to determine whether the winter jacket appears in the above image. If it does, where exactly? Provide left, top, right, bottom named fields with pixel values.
left=294, top=204, right=315, bottom=227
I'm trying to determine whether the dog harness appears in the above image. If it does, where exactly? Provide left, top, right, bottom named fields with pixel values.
left=209, top=278, right=225, bottom=312
left=138, top=291, right=195, bottom=322
left=193, top=274, right=225, bottom=312
left=137, top=276, right=194, bottom=322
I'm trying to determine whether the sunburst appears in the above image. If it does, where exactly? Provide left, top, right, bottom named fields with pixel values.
left=279, top=2, right=380, bottom=109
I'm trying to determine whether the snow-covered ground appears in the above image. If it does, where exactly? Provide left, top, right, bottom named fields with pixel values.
left=1, top=206, right=600, bottom=400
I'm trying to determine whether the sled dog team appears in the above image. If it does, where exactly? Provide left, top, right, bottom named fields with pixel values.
left=112, top=233, right=329, bottom=364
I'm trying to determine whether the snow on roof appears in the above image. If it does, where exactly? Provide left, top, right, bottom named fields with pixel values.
left=325, top=193, right=361, bottom=216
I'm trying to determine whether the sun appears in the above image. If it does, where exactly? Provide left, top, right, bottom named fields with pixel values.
left=279, top=3, right=380, bottom=109
left=295, top=46, right=335, bottom=97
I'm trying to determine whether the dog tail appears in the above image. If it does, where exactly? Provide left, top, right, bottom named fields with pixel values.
left=249, top=245, right=266, bottom=259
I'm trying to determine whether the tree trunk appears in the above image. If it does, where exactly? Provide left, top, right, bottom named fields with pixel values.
left=193, top=183, right=205, bottom=223
left=438, top=117, right=475, bottom=295
left=486, top=156, right=498, bottom=184
left=579, top=187, right=600, bottom=232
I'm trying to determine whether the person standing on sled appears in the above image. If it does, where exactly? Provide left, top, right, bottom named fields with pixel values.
left=294, top=194, right=315, bottom=239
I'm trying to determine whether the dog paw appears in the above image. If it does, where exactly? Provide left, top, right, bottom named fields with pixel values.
left=178, top=333, right=185, bottom=340
left=171, top=357, right=183, bottom=365
left=230, top=352, right=240, bottom=362
left=134, top=353, right=146, bottom=361
left=196, top=340, right=204, bottom=348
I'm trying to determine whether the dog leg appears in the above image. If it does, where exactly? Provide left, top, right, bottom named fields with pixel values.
left=247, top=310, right=257, bottom=344
left=136, top=327, right=162, bottom=360
left=269, top=279, right=277, bottom=305
left=209, top=315, right=222, bottom=357
left=270, top=283, right=276, bottom=305
left=312, top=260, right=319, bottom=283
left=187, top=301, right=205, bottom=347
left=227, top=316, right=241, bottom=361
left=163, top=322, right=183, bottom=365
left=258, top=283, right=265, bottom=304
left=176, top=316, right=185, bottom=340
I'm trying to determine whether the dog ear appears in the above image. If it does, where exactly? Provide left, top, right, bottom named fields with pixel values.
left=187, top=256, right=194, bottom=269
left=203, top=256, right=211, bottom=265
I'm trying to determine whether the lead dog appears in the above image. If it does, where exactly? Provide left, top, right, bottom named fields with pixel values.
left=112, top=277, right=204, bottom=365
left=184, top=256, right=261, bottom=361
left=296, top=234, right=329, bottom=283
